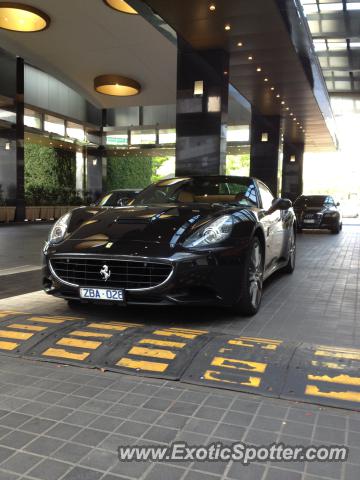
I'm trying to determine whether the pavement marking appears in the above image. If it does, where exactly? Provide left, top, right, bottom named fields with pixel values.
left=0, top=340, right=19, bottom=350
left=116, top=357, right=169, bottom=372
left=56, top=337, right=102, bottom=350
left=0, top=265, right=41, bottom=277
left=0, top=311, right=27, bottom=318
left=305, top=385, right=360, bottom=403
left=0, top=329, right=33, bottom=340
left=43, top=348, right=90, bottom=361
left=0, top=309, right=359, bottom=410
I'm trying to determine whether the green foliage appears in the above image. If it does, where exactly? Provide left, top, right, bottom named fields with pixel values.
left=107, top=155, right=152, bottom=190
left=226, top=154, right=250, bottom=176
left=24, top=143, right=77, bottom=205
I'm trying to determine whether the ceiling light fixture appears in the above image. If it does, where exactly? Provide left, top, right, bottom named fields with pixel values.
left=0, top=2, right=50, bottom=32
left=264, top=78, right=268, bottom=82
left=290, top=112, right=293, bottom=116
left=276, top=94, right=280, bottom=98
left=270, top=87, right=275, bottom=91
left=237, top=41, right=243, bottom=47
left=94, top=74, right=141, bottom=96
left=256, top=67, right=261, bottom=72
left=281, top=101, right=285, bottom=105
left=248, top=56, right=253, bottom=60
left=225, top=24, right=231, bottom=31
left=103, top=0, right=138, bottom=14
left=209, top=4, right=216, bottom=11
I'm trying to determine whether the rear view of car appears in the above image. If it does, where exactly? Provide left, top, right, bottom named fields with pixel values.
left=294, top=195, right=342, bottom=234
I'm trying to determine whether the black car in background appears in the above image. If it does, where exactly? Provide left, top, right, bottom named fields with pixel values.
left=294, top=195, right=342, bottom=234
left=43, top=176, right=296, bottom=316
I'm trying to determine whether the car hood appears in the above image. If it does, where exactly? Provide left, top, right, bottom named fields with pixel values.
left=66, top=204, right=230, bottom=246
left=294, top=206, right=326, bottom=214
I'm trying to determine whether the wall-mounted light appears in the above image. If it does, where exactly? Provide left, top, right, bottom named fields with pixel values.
left=0, top=2, right=50, bottom=32
left=261, top=133, right=269, bottom=142
left=94, top=75, right=141, bottom=96
left=92, top=159, right=98, bottom=166
left=290, top=155, right=296, bottom=163
left=103, top=0, right=137, bottom=14
left=208, top=96, right=221, bottom=112
left=5, top=142, right=10, bottom=150
left=194, top=80, right=204, bottom=96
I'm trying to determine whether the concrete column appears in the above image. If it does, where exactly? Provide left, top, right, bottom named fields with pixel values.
left=250, top=113, right=281, bottom=196
left=281, top=142, right=304, bottom=201
left=175, top=45, right=229, bottom=176
left=15, top=57, right=25, bottom=221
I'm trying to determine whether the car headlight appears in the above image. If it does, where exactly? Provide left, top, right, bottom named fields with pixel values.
left=49, top=212, right=71, bottom=244
left=183, top=215, right=234, bottom=248
left=325, top=212, right=338, bottom=217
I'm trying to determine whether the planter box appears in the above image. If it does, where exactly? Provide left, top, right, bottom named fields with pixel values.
left=40, top=206, right=55, bottom=221
left=25, top=206, right=77, bottom=221
left=25, top=206, right=41, bottom=221
left=0, top=206, right=16, bottom=223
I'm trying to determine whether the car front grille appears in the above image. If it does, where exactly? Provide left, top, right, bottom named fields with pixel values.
left=50, top=257, right=173, bottom=290
left=304, top=214, right=315, bottom=220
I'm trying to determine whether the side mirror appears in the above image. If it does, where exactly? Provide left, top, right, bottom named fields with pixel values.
left=268, top=198, right=292, bottom=213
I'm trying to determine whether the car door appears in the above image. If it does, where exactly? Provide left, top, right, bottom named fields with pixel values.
left=257, top=181, right=283, bottom=270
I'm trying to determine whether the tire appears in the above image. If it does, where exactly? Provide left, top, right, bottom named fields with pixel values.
left=67, top=299, right=82, bottom=310
left=231, top=236, right=264, bottom=316
left=331, top=221, right=341, bottom=234
left=283, top=228, right=296, bottom=274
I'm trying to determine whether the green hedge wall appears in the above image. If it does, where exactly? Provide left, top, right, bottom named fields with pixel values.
left=24, top=143, right=77, bottom=205
left=106, top=155, right=152, bottom=191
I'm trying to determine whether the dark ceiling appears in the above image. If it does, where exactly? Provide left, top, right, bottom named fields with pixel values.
left=132, top=0, right=338, bottom=151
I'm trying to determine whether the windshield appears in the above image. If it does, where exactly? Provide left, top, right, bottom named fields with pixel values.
left=97, top=191, right=138, bottom=207
left=294, top=196, right=327, bottom=207
left=132, top=177, right=258, bottom=207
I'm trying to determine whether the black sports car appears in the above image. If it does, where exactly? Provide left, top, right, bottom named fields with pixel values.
left=294, top=195, right=342, bottom=234
left=43, top=176, right=296, bottom=315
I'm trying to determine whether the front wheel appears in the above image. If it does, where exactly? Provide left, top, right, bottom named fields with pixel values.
left=231, top=236, right=264, bottom=316
left=283, top=229, right=296, bottom=273
left=331, top=221, right=341, bottom=234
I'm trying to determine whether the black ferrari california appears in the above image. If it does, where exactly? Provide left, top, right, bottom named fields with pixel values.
left=43, top=176, right=296, bottom=315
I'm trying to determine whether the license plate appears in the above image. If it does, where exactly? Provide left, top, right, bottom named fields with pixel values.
left=80, top=288, right=125, bottom=302
left=303, top=219, right=315, bottom=224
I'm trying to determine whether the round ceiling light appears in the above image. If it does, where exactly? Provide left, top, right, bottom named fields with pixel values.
left=103, top=0, right=137, bottom=14
left=94, top=75, right=141, bottom=96
left=0, top=2, right=50, bottom=32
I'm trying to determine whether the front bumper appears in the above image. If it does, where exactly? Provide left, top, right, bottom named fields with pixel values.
left=298, top=215, right=339, bottom=230
left=42, top=248, right=247, bottom=307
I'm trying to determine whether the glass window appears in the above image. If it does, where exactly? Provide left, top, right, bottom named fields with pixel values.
left=106, top=133, right=128, bottom=146
left=67, top=121, right=85, bottom=141
left=227, top=126, right=250, bottom=142
left=133, top=176, right=258, bottom=207
left=258, top=182, right=274, bottom=210
left=24, top=108, right=41, bottom=129
left=0, top=108, right=16, bottom=124
left=44, top=114, right=65, bottom=136
left=130, top=129, right=156, bottom=145
left=159, top=129, right=176, bottom=145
